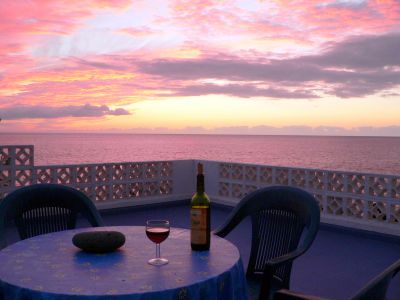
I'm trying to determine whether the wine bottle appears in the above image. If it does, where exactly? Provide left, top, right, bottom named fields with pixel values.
left=190, top=163, right=211, bottom=251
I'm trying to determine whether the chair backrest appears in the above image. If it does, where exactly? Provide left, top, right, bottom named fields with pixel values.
left=0, top=184, right=104, bottom=248
left=215, top=186, right=320, bottom=287
left=350, top=259, right=400, bottom=300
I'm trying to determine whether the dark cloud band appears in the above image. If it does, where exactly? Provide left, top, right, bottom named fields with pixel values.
left=136, top=32, right=400, bottom=98
left=0, top=104, right=130, bottom=120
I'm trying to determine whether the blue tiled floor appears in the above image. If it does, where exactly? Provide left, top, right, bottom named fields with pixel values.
left=101, top=201, right=400, bottom=300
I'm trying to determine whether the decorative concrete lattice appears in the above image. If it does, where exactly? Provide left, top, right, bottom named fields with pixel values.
left=160, top=180, right=173, bottom=195
left=0, top=146, right=34, bottom=189
left=144, top=181, right=159, bottom=197
left=390, top=204, right=400, bottom=224
left=347, top=174, right=366, bottom=195
left=219, top=182, right=230, bottom=197
left=112, top=164, right=126, bottom=181
left=392, top=178, right=400, bottom=199
left=56, top=167, right=72, bottom=185
left=77, top=166, right=92, bottom=183
left=144, top=163, right=158, bottom=179
left=218, top=163, right=400, bottom=224
left=219, top=164, right=231, bottom=179
left=219, top=172, right=257, bottom=199
left=95, top=185, right=109, bottom=201
left=217, top=163, right=400, bottom=232
left=244, top=184, right=257, bottom=196
left=129, top=182, right=143, bottom=198
left=2, top=145, right=400, bottom=234
left=327, top=172, right=345, bottom=193
left=0, top=148, right=10, bottom=166
left=259, top=167, right=273, bottom=184
left=232, top=183, right=243, bottom=199
left=128, top=163, right=143, bottom=180
left=368, top=201, right=387, bottom=221
left=292, top=169, right=306, bottom=188
left=313, top=193, right=324, bottom=212
left=346, top=198, right=364, bottom=219
left=0, top=145, right=174, bottom=204
left=0, top=170, right=11, bottom=188
left=14, top=147, right=34, bottom=166
left=95, top=165, right=110, bottom=183
left=76, top=186, right=93, bottom=199
left=245, top=166, right=257, bottom=182
left=369, top=176, right=389, bottom=198
left=232, top=165, right=244, bottom=180
left=15, top=170, right=32, bottom=187
left=112, top=184, right=127, bottom=200
left=36, top=168, right=53, bottom=184
left=327, top=196, right=344, bottom=215
left=160, top=162, right=173, bottom=178
left=275, top=168, right=289, bottom=185
left=309, top=171, right=325, bottom=191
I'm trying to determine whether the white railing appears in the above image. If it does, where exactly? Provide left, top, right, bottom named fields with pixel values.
left=1, top=145, right=400, bottom=236
left=201, top=161, right=400, bottom=236
left=0, top=145, right=195, bottom=209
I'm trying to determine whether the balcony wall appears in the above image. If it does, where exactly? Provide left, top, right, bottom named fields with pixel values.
left=1, top=145, right=400, bottom=237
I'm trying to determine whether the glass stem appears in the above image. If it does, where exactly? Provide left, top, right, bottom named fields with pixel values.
left=156, top=243, right=160, bottom=259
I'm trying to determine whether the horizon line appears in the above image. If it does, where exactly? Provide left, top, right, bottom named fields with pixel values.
left=0, top=131, right=400, bottom=138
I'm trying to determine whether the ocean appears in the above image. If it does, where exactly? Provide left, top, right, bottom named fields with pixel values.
left=0, top=133, right=399, bottom=175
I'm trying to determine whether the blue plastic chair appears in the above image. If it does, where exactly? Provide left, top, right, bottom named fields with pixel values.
left=351, top=259, right=400, bottom=299
left=0, top=184, right=104, bottom=249
left=214, top=186, right=320, bottom=300
left=273, top=259, right=400, bottom=300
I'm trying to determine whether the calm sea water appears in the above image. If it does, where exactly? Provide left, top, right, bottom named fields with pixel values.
left=0, top=133, right=399, bottom=175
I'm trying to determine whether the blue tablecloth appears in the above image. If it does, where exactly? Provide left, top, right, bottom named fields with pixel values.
left=0, top=226, right=247, bottom=300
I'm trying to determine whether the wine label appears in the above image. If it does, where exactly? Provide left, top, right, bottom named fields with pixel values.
left=190, top=208, right=208, bottom=244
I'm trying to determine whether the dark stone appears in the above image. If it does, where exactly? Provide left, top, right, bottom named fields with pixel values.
left=72, top=231, right=126, bottom=253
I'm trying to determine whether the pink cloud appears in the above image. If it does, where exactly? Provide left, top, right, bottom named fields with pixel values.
left=0, top=0, right=399, bottom=129
left=0, top=1, right=131, bottom=72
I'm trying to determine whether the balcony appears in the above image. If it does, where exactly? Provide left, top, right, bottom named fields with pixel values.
left=1, top=145, right=400, bottom=299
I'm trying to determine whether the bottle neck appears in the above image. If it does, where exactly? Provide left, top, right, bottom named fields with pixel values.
left=196, top=174, right=205, bottom=193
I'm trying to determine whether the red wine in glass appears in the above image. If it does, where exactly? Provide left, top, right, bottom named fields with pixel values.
left=146, top=227, right=170, bottom=244
left=146, top=220, right=170, bottom=266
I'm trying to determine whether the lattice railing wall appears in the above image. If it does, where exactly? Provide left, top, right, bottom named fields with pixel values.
left=0, top=145, right=173, bottom=203
left=217, top=162, right=400, bottom=228
left=0, top=145, right=34, bottom=199
left=2, top=145, right=400, bottom=234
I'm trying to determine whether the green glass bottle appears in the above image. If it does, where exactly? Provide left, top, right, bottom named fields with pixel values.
left=190, top=163, right=211, bottom=251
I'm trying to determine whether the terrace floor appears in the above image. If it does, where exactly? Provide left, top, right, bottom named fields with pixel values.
left=3, top=201, right=400, bottom=299
left=101, top=201, right=400, bottom=300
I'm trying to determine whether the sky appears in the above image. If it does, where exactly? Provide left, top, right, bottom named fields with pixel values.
left=0, top=0, right=400, bottom=136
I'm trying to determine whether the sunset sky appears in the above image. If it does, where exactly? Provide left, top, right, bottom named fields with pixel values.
left=0, top=0, right=399, bottom=135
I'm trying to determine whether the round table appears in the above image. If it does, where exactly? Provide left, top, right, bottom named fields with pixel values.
left=0, top=226, right=248, bottom=300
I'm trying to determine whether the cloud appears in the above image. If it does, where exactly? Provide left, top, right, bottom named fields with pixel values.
left=164, top=83, right=319, bottom=99
left=302, top=33, right=400, bottom=69
left=136, top=32, right=400, bottom=98
left=173, top=125, right=400, bottom=136
left=70, top=57, right=127, bottom=71
left=0, top=104, right=130, bottom=120
left=114, top=124, right=400, bottom=136
left=317, top=0, right=367, bottom=9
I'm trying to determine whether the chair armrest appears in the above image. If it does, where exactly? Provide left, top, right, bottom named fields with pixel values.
left=274, top=289, right=328, bottom=300
left=264, top=247, right=305, bottom=271
left=259, top=247, right=309, bottom=299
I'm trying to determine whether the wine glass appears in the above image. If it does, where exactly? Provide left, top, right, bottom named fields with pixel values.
left=145, top=220, right=170, bottom=266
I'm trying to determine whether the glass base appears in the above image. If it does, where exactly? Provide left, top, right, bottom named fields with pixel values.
left=148, top=258, right=169, bottom=266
